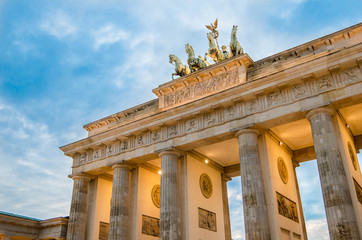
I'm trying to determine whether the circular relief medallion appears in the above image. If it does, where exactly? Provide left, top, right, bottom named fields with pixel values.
left=151, top=185, right=161, bottom=208
left=199, top=173, right=213, bottom=199
left=277, top=157, right=289, bottom=184
left=348, top=142, right=358, bottom=171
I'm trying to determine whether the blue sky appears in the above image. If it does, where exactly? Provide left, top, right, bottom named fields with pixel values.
left=0, top=0, right=361, bottom=239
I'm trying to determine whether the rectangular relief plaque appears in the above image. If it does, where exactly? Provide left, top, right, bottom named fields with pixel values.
left=198, top=207, right=217, bottom=232
left=142, top=215, right=160, bottom=237
left=276, top=192, right=299, bottom=223
left=353, top=178, right=362, bottom=205
left=99, top=222, right=109, bottom=240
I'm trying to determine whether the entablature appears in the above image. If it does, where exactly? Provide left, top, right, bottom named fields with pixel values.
left=60, top=45, right=362, bottom=175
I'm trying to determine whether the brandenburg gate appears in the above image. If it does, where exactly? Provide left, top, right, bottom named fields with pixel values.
left=60, top=22, right=362, bottom=240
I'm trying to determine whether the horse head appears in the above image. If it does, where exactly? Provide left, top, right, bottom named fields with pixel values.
left=185, top=43, right=193, bottom=54
left=169, top=54, right=176, bottom=64
left=232, top=25, right=238, bottom=35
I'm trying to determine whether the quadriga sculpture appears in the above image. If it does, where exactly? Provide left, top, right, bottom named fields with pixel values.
left=205, top=32, right=225, bottom=63
left=169, top=54, right=191, bottom=80
left=229, top=25, right=244, bottom=56
left=185, top=43, right=208, bottom=72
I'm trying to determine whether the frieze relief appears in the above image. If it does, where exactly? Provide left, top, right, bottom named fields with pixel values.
left=73, top=65, right=362, bottom=167
left=353, top=178, right=362, bottom=205
left=142, top=215, right=160, bottom=237
left=198, top=208, right=217, bottom=232
left=164, top=69, right=239, bottom=108
left=276, top=192, right=299, bottom=223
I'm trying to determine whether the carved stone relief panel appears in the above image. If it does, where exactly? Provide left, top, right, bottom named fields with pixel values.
left=152, top=130, right=161, bottom=142
left=198, top=208, right=217, bottom=232
left=277, top=157, right=289, bottom=184
left=186, top=119, right=197, bottom=132
left=246, top=99, right=257, bottom=113
left=168, top=125, right=177, bottom=137
left=276, top=192, right=299, bottom=223
left=80, top=153, right=87, bottom=164
left=318, top=75, right=333, bottom=90
left=343, top=67, right=359, bottom=84
left=268, top=91, right=282, bottom=107
left=93, top=149, right=100, bottom=160
left=120, top=140, right=129, bottom=151
left=353, top=178, right=362, bottom=205
left=99, top=222, right=109, bottom=240
left=106, top=145, right=113, bottom=156
left=203, top=113, right=216, bottom=127
left=136, top=135, right=144, bottom=146
left=293, top=83, right=307, bottom=99
left=142, top=215, right=160, bottom=237
left=151, top=185, right=160, bottom=208
left=224, top=105, right=236, bottom=120
left=348, top=141, right=358, bottom=171
left=163, top=69, right=239, bottom=109
left=200, top=173, right=213, bottom=199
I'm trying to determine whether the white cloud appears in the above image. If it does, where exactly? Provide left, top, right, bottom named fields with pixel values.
left=306, top=219, right=329, bottom=240
left=93, top=24, right=129, bottom=49
left=40, top=10, right=77, bottom=38
left=0, top=100, right=73, bottom=219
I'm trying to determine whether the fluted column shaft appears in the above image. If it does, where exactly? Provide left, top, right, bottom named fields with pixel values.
left=108, top=164, right=131, bottom=240
left=66, top=175, right=90, bottom=240
left=222, top=176, right=232, bottom=240
left=160, top=151, right=180, bottom=240
left=307, top=108, right=360, bottom=240
left=235, top=129, right=270, bottom=240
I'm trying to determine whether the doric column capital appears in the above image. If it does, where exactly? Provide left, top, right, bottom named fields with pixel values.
left=71, top=174, right=91, bottom=181
left=221, top=175, right=232, bottom=182
left=305, top=107, right=334, bottom=120
left=159, top=150, right=181, bottom=158
left=235, top=128, right=259, bottom=138
left=112, top=163, right=133, bottom=170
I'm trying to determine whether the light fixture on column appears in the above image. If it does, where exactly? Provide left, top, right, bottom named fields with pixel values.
left=346, top=124, right=350, bottom=128
left=158, top=170, right=162, bottom=175
left=279, top=141, right=283, bottom=146
left=204, top=159, right=209, bottom=164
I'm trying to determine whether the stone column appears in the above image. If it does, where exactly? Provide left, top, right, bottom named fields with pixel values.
left=306, top=108, right=360, bottom=240
left=222, top=175, right=232, bottom=240
left=66, top=174, right=90, bottom=240
left=160, top=150, right=180, bottom=240
left=108, top=164, right=132, bottom=240
left=292, top=160, right=308, bottom=240
left=235, top=129, right=270, bottom=240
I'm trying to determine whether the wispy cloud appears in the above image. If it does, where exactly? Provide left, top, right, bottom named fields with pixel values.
left=0, top=100, right=72, bottom=219
left=93, top=24, right=129, bottom=49
left=40, top=10, right=77, bottom=38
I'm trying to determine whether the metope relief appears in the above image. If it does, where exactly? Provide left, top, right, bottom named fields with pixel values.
left=186, top=119, right=197, bottom=132
left=348, top=141, right=358, bottom=171
left=276, top=192, right=299, bottom=223
left=142, top=215, right=160, bottom=237
left=353, top=178, right=362, bottom=205
left=163, top=69, right=239, bottom=108
left=293, top=84, right=307, bottom=98
left=343, top=68, right=358, bottom=83
left=200, top=173, right=213, bottom=198
left=318, top=76, right=333, bottom=90
left=151, top=185, right=160, bottom=208
left=198, top=208, right=217, bottom=232
left=152, top=130, right=161, bottom=142
left=120, top=140, right=128, bottom=151
left=277, top=157, right=289, bottom=184
left=203, top=113, right=216, bottom=127
left=168, top=125, right=177, bottom=137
